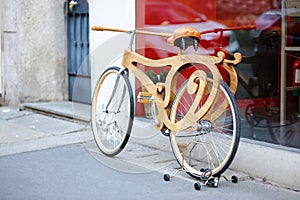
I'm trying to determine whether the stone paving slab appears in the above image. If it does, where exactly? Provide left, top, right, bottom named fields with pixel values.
left=23, top=101, right=91, bottom=122
left=0, top=107, right=31, bottom=120
left=8, top=113, right=85, bottom=136
left=0, top=130, right=92, bottom=157
left=0, top=106, right=91, bottom=157
left=0, top=118, right=50, bottom=144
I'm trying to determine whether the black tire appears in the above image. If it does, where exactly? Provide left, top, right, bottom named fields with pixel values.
left=91, top=67, right=134, bottom=156
left=169, top=79, right=240, bottom=178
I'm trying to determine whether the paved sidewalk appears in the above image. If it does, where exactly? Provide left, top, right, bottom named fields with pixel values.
left=0, top=104, right=91, bottom=157
left=0, top=102, right=299, bottom=199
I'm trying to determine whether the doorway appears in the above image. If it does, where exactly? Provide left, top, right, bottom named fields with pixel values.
left=67, top=0, right=91, bottom=104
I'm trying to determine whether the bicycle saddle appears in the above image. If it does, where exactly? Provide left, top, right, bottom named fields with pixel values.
left=167, top=27, right=201, bottom=51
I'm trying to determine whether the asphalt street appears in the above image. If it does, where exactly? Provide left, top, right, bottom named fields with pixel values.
left=0, top=105, right=299, bottom=199
left=1, top=144, right=299, bottom=200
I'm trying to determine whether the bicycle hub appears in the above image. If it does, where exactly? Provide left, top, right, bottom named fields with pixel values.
left=197, top=120, right=212, bottom=134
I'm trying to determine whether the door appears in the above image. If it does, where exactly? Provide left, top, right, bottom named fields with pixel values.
left=67, top=0, right=91, bottom=104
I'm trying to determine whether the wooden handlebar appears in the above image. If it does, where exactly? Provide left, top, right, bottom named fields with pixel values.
left=91, top=26, right=128, bottom=33
left=91, top=25, right=256, bottom=38
left=91, top=25, right=172, bottom=38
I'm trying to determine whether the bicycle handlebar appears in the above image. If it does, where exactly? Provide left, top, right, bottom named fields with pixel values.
left=91, top=25, right=256, bottom=38
left=91, top=26, right=128, bottom=33
left=91, top=26, right=172, bottom=38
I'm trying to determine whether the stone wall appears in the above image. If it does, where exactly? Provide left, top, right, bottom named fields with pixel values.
left=1, top=0, right=68, bottom=106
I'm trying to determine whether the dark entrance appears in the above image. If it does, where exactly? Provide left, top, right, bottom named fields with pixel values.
left=67, top=0, right=91, bottom=104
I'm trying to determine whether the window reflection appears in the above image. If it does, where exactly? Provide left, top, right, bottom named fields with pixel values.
left=136, top=0, right=300, bottom=148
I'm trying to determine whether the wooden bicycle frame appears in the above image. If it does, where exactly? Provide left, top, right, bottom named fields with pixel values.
left=92, top=26, right=243, bottom=133
left=122, top=51, right=241, bottom=132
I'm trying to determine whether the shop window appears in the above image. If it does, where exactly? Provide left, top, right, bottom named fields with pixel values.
left=136, top=0, right=300, bottom=149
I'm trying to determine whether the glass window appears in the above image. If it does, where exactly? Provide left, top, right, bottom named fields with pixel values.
left=145, top=1, right=207, bottom=25
left=136, top=0, right=300, bottom=149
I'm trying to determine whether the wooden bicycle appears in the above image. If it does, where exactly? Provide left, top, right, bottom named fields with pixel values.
left=91, top=25, right=252, bottom=189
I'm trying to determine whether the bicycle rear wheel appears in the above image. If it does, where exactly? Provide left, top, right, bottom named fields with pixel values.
left=169, top=79, right=240, bottom=178
left=91, top=66, right=134, bottom=156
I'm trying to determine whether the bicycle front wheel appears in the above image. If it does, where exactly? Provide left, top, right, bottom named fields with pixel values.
left=169, top=79, right=240, bottom=178
left=91, top=66, right=134, bottom=156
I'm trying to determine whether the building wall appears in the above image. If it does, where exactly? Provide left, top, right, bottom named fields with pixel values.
left=0, top=0, right=68, bottom=106
left=89, top=0, right=136, bottom=89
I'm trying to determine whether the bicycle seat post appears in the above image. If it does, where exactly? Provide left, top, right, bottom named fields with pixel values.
left=128, top=30, right=136, bottom=51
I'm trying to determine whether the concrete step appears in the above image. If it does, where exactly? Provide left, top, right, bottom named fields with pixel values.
left=23, top=101, right=91, bottom=122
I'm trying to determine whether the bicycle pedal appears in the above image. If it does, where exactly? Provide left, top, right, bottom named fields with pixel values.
left=137, top=92, right=153, bottom=104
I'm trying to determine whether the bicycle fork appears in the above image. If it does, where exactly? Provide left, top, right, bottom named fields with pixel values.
left=103, top=67, right=128, bottom=113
